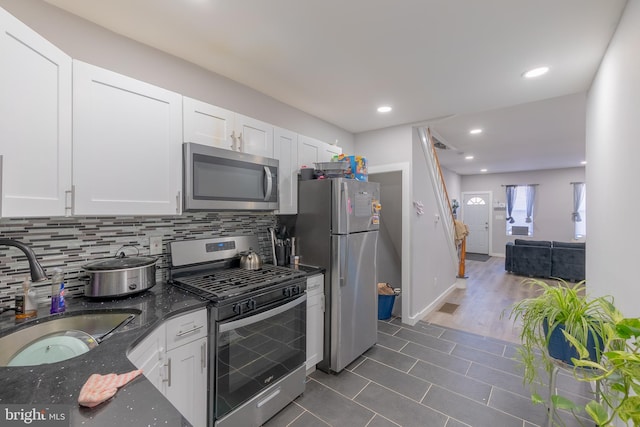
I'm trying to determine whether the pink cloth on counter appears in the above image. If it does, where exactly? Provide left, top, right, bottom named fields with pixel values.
left=78, top=369, right=143, bottom=408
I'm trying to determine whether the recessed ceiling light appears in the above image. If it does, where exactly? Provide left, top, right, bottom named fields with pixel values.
left=480, top=169, right=488, bottom=173
left=377, top=106, right=392, bottom=113
left=581, top=161, right=587, bottom=165
left=465, top=155, right=474, bottom=160
left=469, top=129, right=482, bottom=135
left=523, top=66, right=549, bottom=79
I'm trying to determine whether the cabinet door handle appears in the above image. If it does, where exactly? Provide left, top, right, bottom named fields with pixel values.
left=176, top=325, right=203, bottom=337
left=237, top=132, right=243, bottom=151
left=201, top=341, right=207, bottom=370
left=176, top=191, right=181, bottom=214
left=230, top=130, right=237, bottom=150
left=65, top=186, right=75, bottom=216
left=162, top=357, right=172, bottom=387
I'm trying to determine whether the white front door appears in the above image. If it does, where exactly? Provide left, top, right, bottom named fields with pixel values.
left=462, top=192, right=490, bottom=254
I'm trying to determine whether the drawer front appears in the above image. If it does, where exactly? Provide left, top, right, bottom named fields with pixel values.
left=166, top=308, right=207, bottom=350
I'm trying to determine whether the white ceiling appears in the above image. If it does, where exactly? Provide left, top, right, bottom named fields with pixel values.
left=43, top=0, right=628, bottom=175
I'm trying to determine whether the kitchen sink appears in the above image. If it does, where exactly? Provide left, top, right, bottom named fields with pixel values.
left=0, top=309, right=139, bottom=367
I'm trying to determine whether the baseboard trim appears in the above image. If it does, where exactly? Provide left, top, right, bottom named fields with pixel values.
left=405, top=281, right=458, bottom=326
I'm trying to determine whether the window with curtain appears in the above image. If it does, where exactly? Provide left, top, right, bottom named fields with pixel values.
left=572, top=182, right=586, bottom=239
left=505, top=184, right=536, bottom=236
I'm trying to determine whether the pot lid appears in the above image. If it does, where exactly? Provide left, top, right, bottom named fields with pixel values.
left=83, top=256, right=156, bottom=271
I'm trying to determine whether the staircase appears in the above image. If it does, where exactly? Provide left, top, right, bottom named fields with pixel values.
left=416, top=127, right=466, bottom=277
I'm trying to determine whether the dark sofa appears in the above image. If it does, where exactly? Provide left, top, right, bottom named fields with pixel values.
left=505, top=239, right=585, bottom=281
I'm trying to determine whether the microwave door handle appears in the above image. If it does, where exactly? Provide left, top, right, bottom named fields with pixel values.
left=264, top=166, right=273, bottom=201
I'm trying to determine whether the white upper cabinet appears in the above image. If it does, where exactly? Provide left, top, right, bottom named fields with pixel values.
left=234, top=114, right=274, bottom=157
left=183, top=97, right=273, bottom=157
left=324, top=143, right=342, bottom=162
left=298, top=135, right=342, bottom=169
left=273, top=127, right=298, bottom=214
left=0, top=8, right=72, bottom=217
left=183, top=96, right=235, bottom=150
left=73, top=61, right=182, bottom=215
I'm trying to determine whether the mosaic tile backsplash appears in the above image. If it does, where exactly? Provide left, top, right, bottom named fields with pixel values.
left=0, top=212, right=277, bottom=308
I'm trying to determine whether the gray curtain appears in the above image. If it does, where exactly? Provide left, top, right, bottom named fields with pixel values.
left=525, top=185, right=536, bottom=223
left=572, top=182, right=585, bottom=222
left=505, top=185, right=516, bottom=223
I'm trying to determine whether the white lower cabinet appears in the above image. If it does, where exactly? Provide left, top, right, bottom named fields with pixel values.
left=306, top=274, right=324, bottom=372
left=165, top=336, right=207, bottom=427
left=127, top=323, right=166, bottom=391
left=128, top=308, right=207, bottom=427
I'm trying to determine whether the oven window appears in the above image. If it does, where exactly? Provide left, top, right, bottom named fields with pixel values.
left=215, top=300, right=306, bottom=419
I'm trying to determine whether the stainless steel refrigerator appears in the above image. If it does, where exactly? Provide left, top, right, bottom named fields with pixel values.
left=297, top=178, right=380, bottom=373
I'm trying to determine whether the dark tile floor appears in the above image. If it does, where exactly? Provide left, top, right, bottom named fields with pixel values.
left=264, top=318, right=596, bottom=427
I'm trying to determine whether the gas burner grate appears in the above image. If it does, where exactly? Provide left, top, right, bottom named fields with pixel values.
left=172, top=265, right=305, bottom=301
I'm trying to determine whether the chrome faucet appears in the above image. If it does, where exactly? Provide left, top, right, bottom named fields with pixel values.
left=0, top=238, right=48, bottom=282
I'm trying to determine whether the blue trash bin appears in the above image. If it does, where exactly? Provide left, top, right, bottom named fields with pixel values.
left=377, top=294, right=396, bottom=320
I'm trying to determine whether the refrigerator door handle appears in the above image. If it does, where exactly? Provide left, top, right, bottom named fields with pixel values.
left=342, top=181, right=350, bottom=235
left=339, top=237, right=347, bottom=288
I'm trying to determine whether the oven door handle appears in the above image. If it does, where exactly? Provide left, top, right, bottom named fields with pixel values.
left=219, top=294, right=306, bottom=333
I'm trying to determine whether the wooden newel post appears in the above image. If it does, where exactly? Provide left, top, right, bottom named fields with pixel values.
left=458, top=237, right=466, bottom=278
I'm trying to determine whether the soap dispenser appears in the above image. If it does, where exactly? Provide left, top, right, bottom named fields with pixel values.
left=15, top=277, right=37, bottom=320
left=50, top=268, right=66, bottom=314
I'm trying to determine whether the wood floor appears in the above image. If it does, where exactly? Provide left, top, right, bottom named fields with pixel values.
left=423, top=256, right=543, bottom=344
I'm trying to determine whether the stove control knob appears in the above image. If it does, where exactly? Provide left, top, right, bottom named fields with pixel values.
left=247, top=299, right=257, bottom=311
left=283, top=287, right=292, bottom=297
left=232, top=303, right=243, bottom=315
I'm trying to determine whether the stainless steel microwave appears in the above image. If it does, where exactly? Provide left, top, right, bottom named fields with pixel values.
left=183, top=142, right=279, bottom=211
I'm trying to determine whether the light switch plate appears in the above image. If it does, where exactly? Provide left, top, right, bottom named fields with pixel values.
left=150, top=236, right=163, bottom=255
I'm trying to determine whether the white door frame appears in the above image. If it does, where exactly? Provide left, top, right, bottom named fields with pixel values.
left=461, top=191, right=493, bottom=256
left=368, top=162, right=410, bottom=324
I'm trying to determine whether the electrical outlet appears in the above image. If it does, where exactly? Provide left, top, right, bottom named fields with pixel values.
left=150, top=236, right=163, bottom=255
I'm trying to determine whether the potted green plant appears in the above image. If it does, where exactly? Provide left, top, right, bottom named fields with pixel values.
left=568, top=310, right=640, bottom=426
left=506, top=279, right=614, bottom=424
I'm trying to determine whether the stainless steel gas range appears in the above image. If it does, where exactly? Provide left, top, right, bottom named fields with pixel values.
left=167, top=236, right=307, bottom=427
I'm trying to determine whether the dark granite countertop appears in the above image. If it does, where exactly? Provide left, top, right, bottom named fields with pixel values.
left=289, top=264, right=325, bottom=276
left=0, top=282, right=206, bottom=427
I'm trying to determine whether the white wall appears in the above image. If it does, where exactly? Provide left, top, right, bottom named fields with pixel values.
left=0, top=0, right=354, bottom=153
left=461, top=167, right=586, bottom=255
left=370, top=171, right=402, bottom=286
left=441, top=167, right=462, bottom=207
left=354, top=125, right=413, bottom=165
left=356, top=126, right=458, bottom=324
left=410, top=131, right=458, bottom=319
left=586, top=0, right=640, bottom=318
